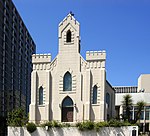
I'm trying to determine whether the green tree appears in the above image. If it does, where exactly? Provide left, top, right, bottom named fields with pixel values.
left=7, top=108, right=28, bottom=127
left=134, top=101, right=146, bottom=123
left=122, top=94, right=133, bottom=122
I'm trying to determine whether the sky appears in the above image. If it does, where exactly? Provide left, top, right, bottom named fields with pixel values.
left=12, top=0, right=150, bottom=86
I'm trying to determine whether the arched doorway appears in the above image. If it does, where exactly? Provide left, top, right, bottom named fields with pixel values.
left=62, top=96, right=73, bottom=122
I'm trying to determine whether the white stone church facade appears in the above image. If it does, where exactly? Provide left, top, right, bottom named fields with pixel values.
left=29, top=13, right=115, bottom=123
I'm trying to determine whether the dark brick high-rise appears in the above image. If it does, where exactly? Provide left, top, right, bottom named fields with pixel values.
left=0, top=0, right=36, bottom=117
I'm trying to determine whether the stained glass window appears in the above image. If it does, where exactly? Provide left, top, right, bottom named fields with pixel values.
left=62, top=96, right=73, bottom=107
left=92, top=85, right=97, bottom=104
left=63, top=72, right=72, bottom=91
left=39, top=86, right=43, bottom=105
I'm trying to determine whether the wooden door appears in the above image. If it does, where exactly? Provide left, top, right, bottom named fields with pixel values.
left=62, top=107, right=73, bottom=122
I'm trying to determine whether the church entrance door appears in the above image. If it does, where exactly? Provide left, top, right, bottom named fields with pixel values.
left=62, top=97, right=73, bottom=122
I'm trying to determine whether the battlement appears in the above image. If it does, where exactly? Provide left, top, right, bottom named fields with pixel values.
left=32, top=54, right=51, bottom=63
left=86, top=51, right=106, bottom=61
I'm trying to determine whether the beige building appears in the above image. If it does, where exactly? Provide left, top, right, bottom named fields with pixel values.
left=29, top=13, right=115, bottom=123
left=115, top=74, right=150, bottom=132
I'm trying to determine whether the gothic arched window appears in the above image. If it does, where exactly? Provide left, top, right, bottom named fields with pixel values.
left=63, top=72, right=72, bottom=91
left=66, top=30, right=71, bottom=42
left=39, top=86, right=43, bottom=105
left=92, top=85, right=97, bottom=104
left=62, top=96, right=73, bottom=107
left=106, top=92, right=110, bottom=108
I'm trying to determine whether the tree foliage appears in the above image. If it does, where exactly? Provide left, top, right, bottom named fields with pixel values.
left=7, top=108, right=28, bottom=127
left=122, top=94, right=133, bottom=122
left=122, top=94, right=146, bottom=124
left=134, top=100, right=146, bottom=123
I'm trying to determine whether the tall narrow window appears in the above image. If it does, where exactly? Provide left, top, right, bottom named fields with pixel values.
left=66, top=30, right=71, bottom=42
left=92, top=85, right=97, bottom=104
left=63, top=72, right=72, bottom=91
left=106, top=93, right=110, bottom=108
left=39, top=86, right=43, bottom=105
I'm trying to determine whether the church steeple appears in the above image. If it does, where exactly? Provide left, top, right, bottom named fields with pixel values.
left=58, top=12, right=80, bottom=54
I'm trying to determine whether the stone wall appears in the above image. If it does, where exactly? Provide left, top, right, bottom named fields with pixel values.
left=8, top=126, right=138, bottom=136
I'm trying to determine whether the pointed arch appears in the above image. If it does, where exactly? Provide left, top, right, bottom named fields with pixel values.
left=63, top=72, right=72, bottom=91
left=92, top=85, right=97, bottom=104
left=62, top=96, right=73, bottom=107
left=66, top=30, right=71, bottom=42
left=39, top=86, right=43, bottom=105
left=61, top=96, right=74, bottom=122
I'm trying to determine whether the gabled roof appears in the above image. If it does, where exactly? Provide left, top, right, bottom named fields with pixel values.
left=59, top=12, right=80, bottom=26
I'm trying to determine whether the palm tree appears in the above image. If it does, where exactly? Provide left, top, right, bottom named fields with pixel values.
left=134, top=100, right=146, bottom=123
left=122, top=94, right=133, bottom=122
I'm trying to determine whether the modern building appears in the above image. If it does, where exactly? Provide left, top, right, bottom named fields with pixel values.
left=0, top=0, right=36, bottom=116
left=115, top=74, right=150, bottom=132
left=29, top=13, right=115, bottom=123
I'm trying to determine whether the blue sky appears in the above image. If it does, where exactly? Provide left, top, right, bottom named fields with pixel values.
left=13, top=0, right=150, bottom=86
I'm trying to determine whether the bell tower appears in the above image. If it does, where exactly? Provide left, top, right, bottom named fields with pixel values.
left=58, top=12, right=80, bottom=54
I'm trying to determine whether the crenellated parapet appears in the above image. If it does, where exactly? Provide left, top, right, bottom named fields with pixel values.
left=32, top=54, right=51, bottom=63
left=86, top=51, right=106, bottom=69
left=33, top=58, right=57, bottom=71
left=86, top=51, right=106, bottom=61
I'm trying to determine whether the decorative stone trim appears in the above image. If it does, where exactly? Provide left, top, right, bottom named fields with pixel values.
left=91, top=84, right=101, bottom=104
left=59, top=71, right=76, bottom=93
left=64, top=29, right=74, bottom=44
left=33, top=58, right=57, bottom=71
left=37, top=85, right=46, bottom=105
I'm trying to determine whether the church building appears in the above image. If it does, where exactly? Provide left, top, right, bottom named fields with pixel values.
left=29, top=13, right=115, bottom=123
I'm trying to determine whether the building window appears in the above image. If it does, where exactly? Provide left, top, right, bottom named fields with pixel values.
left=62, top=96, right=73, bottom=107
left=63, top=72, right=72, bottom=91
left=39, top=86, right=43, bottom=105
left=92, top=85, right=97, bottom=104
left=66, top=30, right=71, bottom=42
left=145, top=106, right=150, bottom=120
left=106, top=92, right=110, bottom=108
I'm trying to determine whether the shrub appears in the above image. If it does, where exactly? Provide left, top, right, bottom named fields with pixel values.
left=26, top=122, right=36, bottom=133
left=122, top=121, right=132, bottom=126
left=62, top=123, right=71, bottom=127
left=107, top=119, right=134, bottom=127
left=94, top=120, right=134, bottom=131
left=95, top=121, right=109, bottom=127
left=44, top=122, right=53, bottom=128
left=76, top=121, right=94, bottom=131
left=94, top=121, right=109, bottom=131
left=40, top=121, right=53, bottom=130
left=108, top=119, right=123, bottom=127
left=52, top=120, right=62, bottom=127
left=41, top=121, right=71, bottom=129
